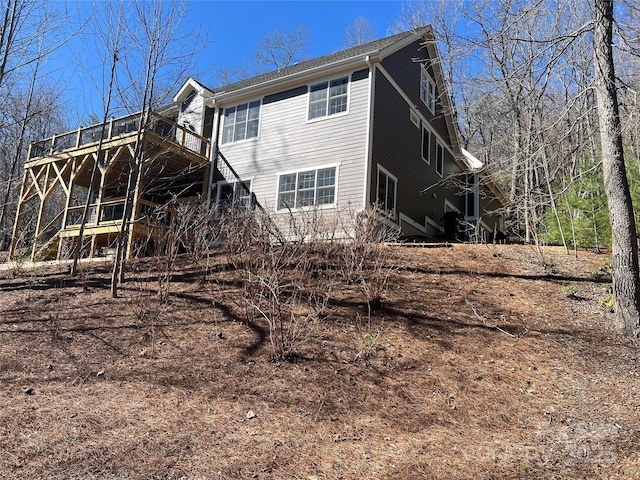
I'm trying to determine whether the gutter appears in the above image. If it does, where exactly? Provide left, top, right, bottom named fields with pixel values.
left=204, top=52, right=382, bottom=107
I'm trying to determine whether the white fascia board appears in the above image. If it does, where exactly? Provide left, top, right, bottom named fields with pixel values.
left=460, top=147, right=484, bottom=170
left=173, top=77, right=214, bottom=103
left=209, top=53, right=381, bottom=106
left=377, top=26, right=433, bottom=59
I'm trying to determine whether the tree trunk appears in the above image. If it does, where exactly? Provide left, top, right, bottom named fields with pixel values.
left=594, top=0, right=640, bottom=337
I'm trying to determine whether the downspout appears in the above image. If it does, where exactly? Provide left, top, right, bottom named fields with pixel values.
left=362, top=55, right=376, bottom=210
left=206, top=100, right=221, bottom=210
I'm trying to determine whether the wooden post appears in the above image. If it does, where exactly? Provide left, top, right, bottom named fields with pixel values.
left=108, top=118, right=114, bottom=139
left=75, top=127, right=82, bottom=148
left=31, top=164, right=51, bottom=260
left=8, top=170, right=28, bottom=259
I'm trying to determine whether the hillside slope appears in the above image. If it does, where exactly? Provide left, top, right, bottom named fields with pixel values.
left=0, top=244, right=638, bottom=479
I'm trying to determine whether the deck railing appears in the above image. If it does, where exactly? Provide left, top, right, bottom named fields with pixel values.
left=65, top=198, right=174, bottom=229
left=28, top=111, right=210, bottom=160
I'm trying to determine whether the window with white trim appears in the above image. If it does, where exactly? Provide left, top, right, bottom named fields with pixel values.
left=421, top=127, right=431, bottom=163
left=410, top=109, right=420, bottom=128
left=420, top=67, right=436, bottom=113
left=217, top=179, right=252, bottom=211
left=308, top=77, right=349, bottom=120
left=376, top=166, right=397, bottom=219
left=435, top=141, right=444, bottom=177
left=277, top=166, right=337, bottom=210
left=221, top=101, right=261, bottom=144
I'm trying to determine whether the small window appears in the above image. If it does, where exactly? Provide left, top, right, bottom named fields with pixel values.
left=465, top=173, right=477, bottom=217
left=277, top=166, right=337, bottom=210
left=181, top=89, right=197, bottom=113
left=420, top=67, right=436, bottom=113
left=221, top=101, right=261, bottom=144
left=421, top=127, right=431, bottom=163
left=218, top=180, right=252, bottom=211
left=435, top=142, right=444, bottom=177
left=410, top=109, right=420, bottom=128
left=308, top=77, right=349, bottom=120
left=376, top=166, right=397, bottom=219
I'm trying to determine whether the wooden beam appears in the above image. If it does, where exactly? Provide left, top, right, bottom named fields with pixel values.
left=31, top=164, right=52, bottom=260
left=8, top=170, right=28, bottom=258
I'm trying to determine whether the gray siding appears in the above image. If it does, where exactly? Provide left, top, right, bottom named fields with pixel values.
left=381, top=41, right=451, bottom=146
left=370, top=63, right=463, bottom=233
left=216, top=69, right=371, bottom=214
left=178, top=91, right=204, bottom=135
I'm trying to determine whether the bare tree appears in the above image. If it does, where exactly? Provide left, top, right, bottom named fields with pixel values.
left=344, top=16, right=376, bottom=48
left=594, top=0, right=640, bottom=336
left=107, top=0, right=199, bottom=297
left=69, top=1, right=124, bottom=276
left=254, top=25, right=310, bottom=72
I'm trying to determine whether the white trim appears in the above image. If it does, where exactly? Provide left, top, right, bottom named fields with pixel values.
left=444, top=198, right=459, bottom=213
left=421, top=126, right=430, bottom=164
left=210, top=54, right=381, bottom=106
left=306, top=74, right=351, bottom=123
left=363, top=60, right=375, bottom=210
left=399, top=212, right=426, bottom=233
left=216, top=177, right=254, bottom=207
left=375, top=64, right=456, bottom=159
left=420, top=65, right=436, bottom=113
left=275, top=162, right=341, bottom=212
left=425, top=214, right=444, bottom=233
left=220, top=99, right=263, bottom=145
left=409, top=109, right=420, bottom=128
left=376, top=164, right=398, bottom=221
left=435, top=140, right=444, bottom=177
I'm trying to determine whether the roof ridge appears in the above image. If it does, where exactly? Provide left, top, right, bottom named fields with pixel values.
left=211, top=27, right=429, bottom=97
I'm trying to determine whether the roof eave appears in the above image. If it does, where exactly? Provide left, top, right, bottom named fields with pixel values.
left=207, top=52, right=382, bottom=107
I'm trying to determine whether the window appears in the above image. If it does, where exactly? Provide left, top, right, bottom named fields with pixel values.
left=277, top=166, right=337, bottom=210
left=221, top=101, right=261, bottom=144
left=217, top=180, right=252, bottom=211
left=421, top=127, right=430, bottom=163
left=308, top=77, right=349, bottom=120
left=420, top=67, right=436, bottom=113
left=377, top=166, right=397, bottom=218
left=410, top=109, right=420, bottom=128
left=435, top=142, right=444, bottom=177
left=465, top=173, right=477, bottom=218
left=181, top=89, right=196, bottom=113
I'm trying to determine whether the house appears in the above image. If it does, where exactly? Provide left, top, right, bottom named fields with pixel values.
left=9, top=26, right=507, bottom=261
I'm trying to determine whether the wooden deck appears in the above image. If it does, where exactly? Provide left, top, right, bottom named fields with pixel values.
left=10, top=111, right=210, bottom=261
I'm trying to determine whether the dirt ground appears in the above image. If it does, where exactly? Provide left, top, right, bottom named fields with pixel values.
left=1, top=243, right=639, bottom=479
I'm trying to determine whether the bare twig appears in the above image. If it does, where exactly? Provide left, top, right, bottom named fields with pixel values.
left=465, top=298, right=516, bottom=338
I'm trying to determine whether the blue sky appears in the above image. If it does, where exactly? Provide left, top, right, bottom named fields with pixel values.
left=54, top=0, right=410, bottom=125
left=190, top=0, right=406, bottom=80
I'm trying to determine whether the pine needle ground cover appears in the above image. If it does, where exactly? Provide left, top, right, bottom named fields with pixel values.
left=0, top=244, right=638, bottom=479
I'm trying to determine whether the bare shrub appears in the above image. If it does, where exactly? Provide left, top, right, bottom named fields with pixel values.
left=218, top=206, right=333, bottom=360
left=337, top=205, right=400, bottom=315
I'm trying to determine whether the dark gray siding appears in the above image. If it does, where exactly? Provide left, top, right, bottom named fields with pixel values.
left=370, top=50, right=464, bottom=232
left=381, top=41, right=451, bottom=146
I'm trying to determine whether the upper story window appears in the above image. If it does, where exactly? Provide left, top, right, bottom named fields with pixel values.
left=181, top=89, right=197, bottom=113
left=421, top=127, right=430, bottom=164
left=308, top=77, right=349, bottom=120
left=435, top=141, right=444, bottom=177
left=420, top=67, right=436, bottom=113
left=410, top=109, right=420, bottom=128
left=277, top=166, right=337, bottom=210
left=221, top=100, right=261, bottom=144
